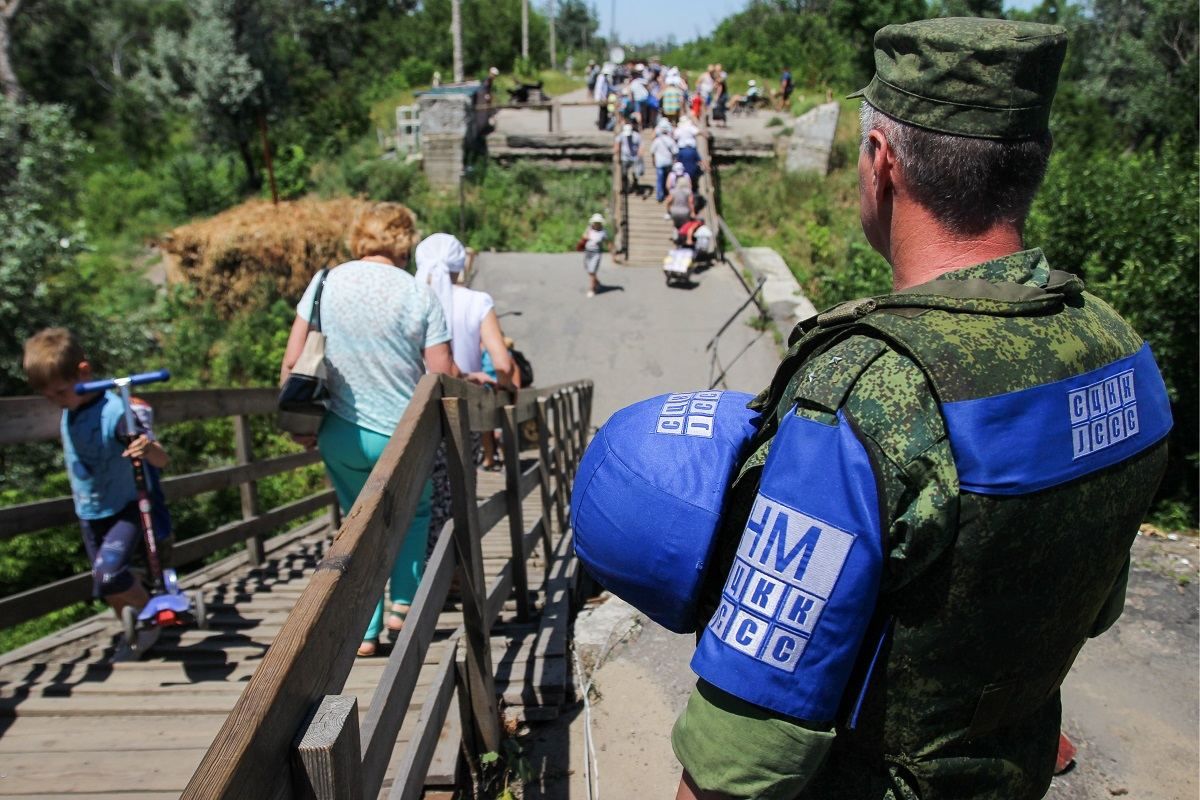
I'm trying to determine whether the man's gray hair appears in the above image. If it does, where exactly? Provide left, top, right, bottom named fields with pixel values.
left=859, top=102, right=1053, bottom=235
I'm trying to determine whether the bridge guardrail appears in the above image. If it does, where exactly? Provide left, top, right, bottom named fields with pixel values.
left=181, top=374, right=593, bottom=800
left=0, top=390, right=337, bottom=629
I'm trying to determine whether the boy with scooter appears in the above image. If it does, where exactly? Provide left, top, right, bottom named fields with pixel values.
left=23, top=328, right=181, bottom=652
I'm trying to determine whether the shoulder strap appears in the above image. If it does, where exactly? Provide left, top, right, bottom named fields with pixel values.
left=310, top=269, right=329, bottom=332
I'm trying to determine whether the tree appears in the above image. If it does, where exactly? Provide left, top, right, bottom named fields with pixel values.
left=0, top=100, right=83, bottom=392
left=0, top=0, right=21, bottom=101
left=133, top=0, right=265, bottom=186
left=555, top=0, right=599, bottom=56
left=1076, top=0, right=1198, bottom=150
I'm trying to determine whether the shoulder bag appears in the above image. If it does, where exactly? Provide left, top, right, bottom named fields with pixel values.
left=277, top=269, right=330, bottom=425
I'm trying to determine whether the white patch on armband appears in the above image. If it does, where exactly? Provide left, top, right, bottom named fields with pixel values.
left=708, top=494, right=856, bottom=673
left=1069, top=368, right=1139, bottom=460
left=654, top=390, right=723, bottom=438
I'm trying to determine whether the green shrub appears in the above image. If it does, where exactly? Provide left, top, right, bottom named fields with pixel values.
left=1028, top=143, right=1198, bottom=522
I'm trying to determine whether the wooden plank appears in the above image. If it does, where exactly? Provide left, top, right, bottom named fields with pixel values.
left=181, top=376, right=444, bottom=800
left=422, top=691, right=462, bottom=787
left=485, top=562, right=514, bottom=625
left=293, top=695, right=363, bottom=800
left=0, top=572, right=93, bottom=630
left=501, top=406, right=530, bottom=621
left=0, top=388, right=278, bottom=446
left=234, top=415, right=263, bottom=566
left=171, top=490, right=334, bottom=567
left=0, top=450, right=322, bottom=541
left=536, top=398, right=566, bottom=534
left=494, top=657, right=566, bottom=707
left=0, top=517, right=331, bottom=672
left=440, top=397, right=501, bottom=757
left=518, top=460, right=540, bottom=499
left=0, top=747, right=211, bottom=794
left=475, top=488, right=507, bottom=535
left=357, top=521, right=456, bottom=796
left=386, top=642, right=458, bottom=800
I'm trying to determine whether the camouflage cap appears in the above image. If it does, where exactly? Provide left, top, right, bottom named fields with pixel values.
left=850, top=17, right=1068, bottom=140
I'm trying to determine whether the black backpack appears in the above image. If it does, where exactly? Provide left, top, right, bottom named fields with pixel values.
left=511, top=348, right=534, bottom=388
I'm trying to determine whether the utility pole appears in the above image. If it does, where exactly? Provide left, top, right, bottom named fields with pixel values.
left=610, top=0, right=616, bottom=48
left=548, top=0, right=557, bottom=70
left=451, top=0, right=463, bottom=83
left=521, top=0, right=528, bottom=61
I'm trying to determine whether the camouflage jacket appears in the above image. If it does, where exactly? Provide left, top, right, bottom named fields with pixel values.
left=673, top=249, right=1169, bottom=800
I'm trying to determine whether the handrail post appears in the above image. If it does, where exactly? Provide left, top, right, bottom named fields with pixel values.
left=556, top=393, right=578, bottom=486
left=233, top=414, right=264, bottom=566
left=292, top=695, right=362, bottom=800
left=501, top=405, right=532, bottom=621
left=548, top=393, right=571, bottom=529
left=441, top=396, right=502, bottom=755
left=536, top=397, right=566, bottom=536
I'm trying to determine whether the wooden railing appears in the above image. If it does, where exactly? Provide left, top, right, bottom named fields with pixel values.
left=182, top=374, right=593, bottom=800
left=611, top=140, right=627, bottom=262
left=0, top=390, right=336, bottom=629
left=695, top=122, right=720, bottom=238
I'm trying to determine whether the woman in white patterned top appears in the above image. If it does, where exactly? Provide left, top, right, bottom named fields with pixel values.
left=281, top=202, right=453, bottom=657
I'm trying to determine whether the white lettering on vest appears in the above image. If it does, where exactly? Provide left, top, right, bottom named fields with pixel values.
left=1069, top=367, right=1139, bottom=461
left=654, top=391, right=726, bottom=439
left=710, top=494, right=857, bottom=673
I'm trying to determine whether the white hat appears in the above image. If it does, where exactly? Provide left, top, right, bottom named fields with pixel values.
left=748, top=79, right=757, bottom=86
left=656, top=118, right=673, bottom=133
left=667, top=75, right=681, bottom=87
left=635, top=63, right=645, bottom=71
left=621, top=123, right=633, bottom=136
left=589, top=213, right=605, bottom=225
left=671, top=162, right=685, bottom=175
left=489, top=66, right=499, bottom=76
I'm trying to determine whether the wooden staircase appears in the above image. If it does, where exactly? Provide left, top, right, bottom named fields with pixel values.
left=618, top=148, right=676, bottom=267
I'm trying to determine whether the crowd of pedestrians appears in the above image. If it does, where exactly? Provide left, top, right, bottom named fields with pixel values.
left=587, top=59, right=731, bottom=133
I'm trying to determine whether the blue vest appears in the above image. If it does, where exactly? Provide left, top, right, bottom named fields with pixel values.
left=690, top=407, right=884, bottom=723
left=62, top=392, right=139, bottom=520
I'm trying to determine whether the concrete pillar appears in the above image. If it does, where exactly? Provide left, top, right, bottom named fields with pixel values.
left=785, top=101, right=840, bottom=176
left=418, top=91, right=476, bottom=191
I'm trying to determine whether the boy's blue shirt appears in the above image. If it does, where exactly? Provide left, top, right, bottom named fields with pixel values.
left=61, top=391, right=164, bottom=525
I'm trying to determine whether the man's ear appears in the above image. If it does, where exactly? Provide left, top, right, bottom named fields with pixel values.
left=77, top=360, right=92, bottom=380
left=867, top=129, right=895, bottom=205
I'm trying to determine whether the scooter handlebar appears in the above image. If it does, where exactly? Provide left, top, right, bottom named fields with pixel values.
left=75, top=369, right=171, bottom=395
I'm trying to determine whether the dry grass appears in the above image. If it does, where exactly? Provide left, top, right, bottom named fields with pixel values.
left=159, top=197, right=389, bottom=314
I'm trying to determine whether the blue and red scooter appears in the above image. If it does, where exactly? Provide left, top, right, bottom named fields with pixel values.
left=74, top=370, right=207, bottom=655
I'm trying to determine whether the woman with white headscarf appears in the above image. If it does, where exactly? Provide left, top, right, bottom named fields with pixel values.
left=414, top=233, right=515, bottom=388
left=416, top=233, right=516, bottom=484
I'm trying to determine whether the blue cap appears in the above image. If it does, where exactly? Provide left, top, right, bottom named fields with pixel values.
left=571, top=390, right=760, bottom=632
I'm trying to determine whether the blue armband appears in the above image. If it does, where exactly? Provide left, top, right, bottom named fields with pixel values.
left=571, top=391, right=760, bottom=633
left=691, top=408, right=884, bottom=723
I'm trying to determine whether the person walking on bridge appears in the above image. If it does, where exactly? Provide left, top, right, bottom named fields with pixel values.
left=280, top=202, right=454, bottom=658
left=651, top=119, right=679, bottom=202
left=616, top=123, right=644, bottom=194
left=670, top=18, right=1172, bottom=800
left=661, top=75, right=685, bottom=125
left=594, top=65, right=613, bottom=131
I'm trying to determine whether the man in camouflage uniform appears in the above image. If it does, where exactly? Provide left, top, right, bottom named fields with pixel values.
left=670, top=18, right=1172, bottom=800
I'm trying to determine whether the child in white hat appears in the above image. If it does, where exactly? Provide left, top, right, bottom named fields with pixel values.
left=576, top=213, right=607, bottom=297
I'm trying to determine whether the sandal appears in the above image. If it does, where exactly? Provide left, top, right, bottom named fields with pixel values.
left=357, top=639, right=379, bottom=657
left=386, top=604, right=409, bottom=640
